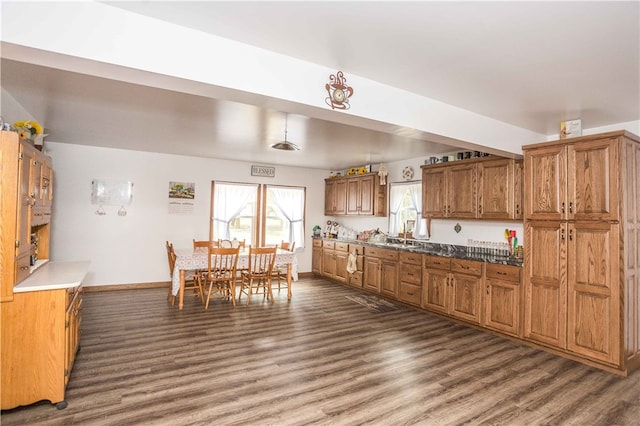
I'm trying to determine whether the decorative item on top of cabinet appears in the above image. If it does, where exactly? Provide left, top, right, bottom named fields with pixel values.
left=324, top=172, right=387, bottom=216
left=523, top=130, right=640, bottom=374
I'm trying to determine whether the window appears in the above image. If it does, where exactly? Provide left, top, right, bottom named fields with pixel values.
left=211, top=182, right=306, bottom=248
left=388, top=182, right=428, bottom=239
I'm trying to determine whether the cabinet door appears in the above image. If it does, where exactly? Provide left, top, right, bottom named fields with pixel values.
left=485, top=279, right=520, bottom=337
left=333, top=179, right=347, bottom=215
left=524, top=144, right=567, bottom=220
left=65, top=288, right=82, bottom=386
left=363, top=257, right=381, bottom=292
left=324, top=180, right=335, bottom=215
left=358, top=175, right=374, bottom=215
left=335, top=251, right=349, bottom=283
left=322, top=249, right=336, bottom=278
left=569, top=138, right=618, bottom=222
left=422, top=167, right=446, bottom=218
left=567, top=222, right=620, bottom=365
left=346, top=178, right=360, bottom=215
left=379, top=259, right=398, bottom=297
left=312, top=246, right=322, bottom=273
left=447, top=163, right=477, bottom=219
left=16, top=142, right=35, bottom=260
left=449, top=272, right=482, bottom=324
left=422, top=268, right=449, bottom=314
left=513, top=160, right=523, bottom=220
left=478, top=158, right=514, bottom=220
left=524, top=220, right=567, bottom=348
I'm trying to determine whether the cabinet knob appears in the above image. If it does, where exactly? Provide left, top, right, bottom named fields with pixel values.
left=569, top=201, right=573, bottom=213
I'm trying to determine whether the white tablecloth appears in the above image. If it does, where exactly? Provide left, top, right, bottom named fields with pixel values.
left=171, top=248, right=297, bottom=296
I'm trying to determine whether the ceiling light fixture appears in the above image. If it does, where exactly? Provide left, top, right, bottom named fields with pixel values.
left=270, top=115, right=300, bottom=151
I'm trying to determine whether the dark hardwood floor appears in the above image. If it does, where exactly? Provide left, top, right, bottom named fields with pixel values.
left=2, top=278, right=639, bottom=425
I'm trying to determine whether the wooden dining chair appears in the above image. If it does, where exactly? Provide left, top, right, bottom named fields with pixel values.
left=166, top=241, right=204, bottom=306
left=197, top=246, right=240, bottom=309
left=272, top=241, right=295, bottom=292
left=238, top=246, right=277, bottom=305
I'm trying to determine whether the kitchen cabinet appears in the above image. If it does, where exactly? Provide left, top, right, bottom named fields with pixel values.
left=422, top=255, right=483, bottom=325
left=312, top=239, right=322, bottom=273
left=523, top=130, right=640, bottom=374
left=422, top=157, right=523, bottom=221
left=321, top=240, right=349, bottom=283
left=32, top=154, right=53, bottom=226
left=0, top=131, right=52, bottom=301
left=484, top=263, right=522, bottom=337
left=478, top=158, right=523, bottom=220
left=347, top=243, right=364, bottom=288
left=324, top=173, right=387, bottom=217
left=421, top=162, right=476, bottom=219
left=397, top=251, right=422, bottom=306
left=1, top=266, right=86, bottom=410
left=363, top=246, right=398, bottom=295
left=324, top=178, right=347, bottom=215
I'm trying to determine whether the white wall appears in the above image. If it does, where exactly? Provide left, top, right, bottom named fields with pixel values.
left=47, top=142, right=328, bottom=286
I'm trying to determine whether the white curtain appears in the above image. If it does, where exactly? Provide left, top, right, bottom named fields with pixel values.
left=388, top=183, right=406, bottom=236
left=213, top=183, right=257, bottom=240
left=267, top=186, right=305, bottom=248
left=408, top=183, right=428, bottom=239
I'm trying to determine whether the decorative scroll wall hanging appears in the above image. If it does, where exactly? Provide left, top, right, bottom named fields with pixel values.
left=325, top=71, right=354, bottom=110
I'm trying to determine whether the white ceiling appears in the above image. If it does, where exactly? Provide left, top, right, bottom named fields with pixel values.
left=2, top=1, right=638, bottom=170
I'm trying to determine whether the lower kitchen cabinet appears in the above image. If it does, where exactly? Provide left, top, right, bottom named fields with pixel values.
left=312, top=239, right=322, bottom=273
left=363, top=246, right=399, bottom=295
left=484, top=263, right=522, bottom=337
left=321, top=240, right=349, bottom=283
left=1, top=284, right=82, bottom=410
left=397, top=251, right=422, bottom=306
left=422, top=255, right=483, bottom=325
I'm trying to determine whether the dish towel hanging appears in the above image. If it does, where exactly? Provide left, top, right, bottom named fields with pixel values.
left=346, top=251, right=357, bottom=274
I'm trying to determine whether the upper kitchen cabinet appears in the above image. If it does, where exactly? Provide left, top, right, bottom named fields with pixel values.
left=524, top=135, right=618, bottom=222
left=325, top=173, right=387, bottom=216
left=422, top=162, right=476, bottom=219
left=478, top=158, right=523, bottom=220
left=422, top=156, right=523, bottom=221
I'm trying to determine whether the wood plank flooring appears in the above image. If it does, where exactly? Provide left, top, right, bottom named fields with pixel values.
left=2, top=278, right=640, bottom=425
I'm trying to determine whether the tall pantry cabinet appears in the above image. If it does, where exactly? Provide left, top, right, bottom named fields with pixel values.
left=523, top=130, right=640, bottom=374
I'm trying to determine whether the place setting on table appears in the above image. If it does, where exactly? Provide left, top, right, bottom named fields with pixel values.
left=168, top=239, right=298, bottom=310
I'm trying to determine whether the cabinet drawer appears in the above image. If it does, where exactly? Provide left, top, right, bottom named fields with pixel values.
left=398, top=282, right=422, bottom=306
left=423, top=255, right=451, bottom=270
left=399, top=251, right=422, bottom=265
left=335, top=242, right=349, bottom=252
left=349, top=271, right=363, bottom=288
left=323, top=240, right=335, bottom=250
left=486, top=263, right=521, bottom=283
left=349, top=244, right=364, bottom=255
left=14, top=254, right=31, bottom=284
left=400, top=263, right=422, bottom=285
left=451, top=258, right=483, bottom=277
left=313, top=239, right=323, bottom=248
left=364, top=247, right=399, bottom=261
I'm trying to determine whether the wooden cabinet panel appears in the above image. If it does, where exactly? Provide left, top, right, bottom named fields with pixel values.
left=450, top=272, right=482, bottom=324
left=422, top=268, right=449, bottom=314
left=569, top=138, right=618, bottom=222
left=398, top=282, right=421, bottom=306
left=485, top=263, right=522, bottom=337
left=312, top=244, right=322, bottom=273
left=363, top=256, right=381, bottom=292
left=325, top=173, right=385, bottom=216
left=364, top=247, right=398, bottom=295
left=567, top=222, right=620, bottom=364
left=524, top=144, right=567, bottom=221
left=447, top=163, right=477, bottom=219
left=524, top=220, right=567, bottom=347
left=422, top=168, right=446, bottom=217
left=335, top=250, right=349, bottom=283
left=379, top=260, right=398, bottom=297
left=478, top=158, right=515, bottom=220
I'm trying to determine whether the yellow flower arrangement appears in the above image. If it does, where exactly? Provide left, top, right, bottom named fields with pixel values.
left=13, top=120, right=44, bottom=140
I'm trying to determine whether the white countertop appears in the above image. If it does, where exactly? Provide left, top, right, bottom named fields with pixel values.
left=14, top=260, right=91, bottom=293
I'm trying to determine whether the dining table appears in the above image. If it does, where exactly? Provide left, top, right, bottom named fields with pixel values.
left=171, top=247, right=298, bottom=310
